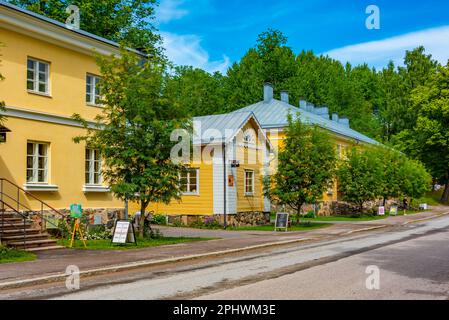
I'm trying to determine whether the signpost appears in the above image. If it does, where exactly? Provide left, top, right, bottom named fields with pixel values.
left=112, top=220, right=137, bottom=245
left=275, top=213, right=289, bottom=232
left=390, top=206, right=398, bottom=216
left=69, top=204, right=86, bottom=248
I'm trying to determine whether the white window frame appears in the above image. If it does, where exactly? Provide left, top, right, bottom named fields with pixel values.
left=179, top=168, right=200, bottom=195
left=244, top=170, right=255, bottom=196
left=27, top=58, right=50, bottom=95
left=26, top=142, right=49, bottom=183
left=85, top=148, right=102, bottom=186
left=86, top=74, right=102, bottom=106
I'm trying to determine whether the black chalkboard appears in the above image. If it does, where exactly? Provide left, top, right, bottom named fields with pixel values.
left=275, top=213, right=289, bottom=231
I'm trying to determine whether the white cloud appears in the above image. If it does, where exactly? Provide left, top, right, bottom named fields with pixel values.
left=325, top=26, right=449, bottom=69
left=161, top=32, right=231, bottom=74
left=156, top=0, right=189, bottom=23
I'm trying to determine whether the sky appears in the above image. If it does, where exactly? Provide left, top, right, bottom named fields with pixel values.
left=154, top=0, right=449, bottom=74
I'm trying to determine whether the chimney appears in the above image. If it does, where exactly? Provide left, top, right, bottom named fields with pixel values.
left=332, top=113, right=339, bottom=122
left=280, top=91, right=289, bottom=104
left=339, top=117, right=350, bottom=128
left=315, top=107, right=329, bottom=119
left=264, top=83, right=273, bottom=102
left=306, top=103, right=314, bottom=113
left=299, top=99, right=307, bottom=110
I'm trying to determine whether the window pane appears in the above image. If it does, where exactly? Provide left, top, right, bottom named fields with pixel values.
left=94, top=161, right=100, bottom=172
left=85, top=172, right=90, bottom=184
left=94, top=150, right=100, bottom=160
left=27, top=81, right=35, bottom=90
left=38, top=144, right=46, bottom=156
left=38, top=62, right=47, bottom=73
left=38, top=83, right=46, bottom=93
left=94, top=173, right=100, bottom=185
left=85, top=149, right=91, bottom=160
left=27, top=143, right=33, bottom=155
left=38, top=170, right=45, bottom=182
left=27, top=59, right=35, bottom=70
left=27, top=70, right=35, bottom=81
left=27, top=170, right=34, bottom=182
left=38, top=72, right=46, bottom=82
left=38, top=157, right=45, bottom=169
left=86, top=75, right=92, bottom=86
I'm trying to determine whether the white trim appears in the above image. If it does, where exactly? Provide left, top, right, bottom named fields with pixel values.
left=180, top=168, right=200, bottom=196
left=27, top=57, right=50, bottom=95
left=23, top=184, right=58, bottom=192
left=244, top=169, right=255, bottom=196
left=83, top=185, right=110, bottom=193
left=1, top=106, right=98, bottom=129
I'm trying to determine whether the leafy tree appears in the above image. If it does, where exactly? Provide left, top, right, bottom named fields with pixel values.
left=396, top=63, right=449, bottom=203
left=265, top=114, right=337, bottom=220
left=165, top=66, right=227, bottom=117
left=9, top=0, right=160, bottom=50
left=73, top=49, right=190, bottom=237
left=336, top=147, right=383, bottom=212
left=376, top=147, right=405, bottom=205
left=399, top=159, right=432, bottom=203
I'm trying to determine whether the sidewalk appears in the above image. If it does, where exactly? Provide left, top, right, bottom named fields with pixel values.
left=0, top=206, right=447, bottom=287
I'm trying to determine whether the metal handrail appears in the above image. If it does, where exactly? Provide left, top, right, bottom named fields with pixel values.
left=0, top=178, right=69, bottom=248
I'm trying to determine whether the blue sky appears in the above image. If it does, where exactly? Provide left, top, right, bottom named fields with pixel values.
left=155, top=0, right=449, bottom=73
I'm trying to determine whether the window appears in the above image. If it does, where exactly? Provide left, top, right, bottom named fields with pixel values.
left=179, top=169, right=199, bottom=195
left=27, top=58, right=49, bottom=94
left=244, top=170, right=254, bottom=195
left=27, top=142, right=48, bottom=183
left=86, top=74, right=102, bottom=106
left=85, top=149, right=102, bottom=185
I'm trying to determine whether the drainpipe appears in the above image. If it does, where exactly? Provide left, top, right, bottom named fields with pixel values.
left=223, top=142, right=227, bottom=229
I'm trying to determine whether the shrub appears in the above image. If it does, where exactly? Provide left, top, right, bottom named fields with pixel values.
left=151, top=214, right=167, bottom=225
left=86, top=225, right=112, bottom=240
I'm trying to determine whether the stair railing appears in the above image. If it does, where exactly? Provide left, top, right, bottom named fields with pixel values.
left=0, top=178, right=68, bottom=248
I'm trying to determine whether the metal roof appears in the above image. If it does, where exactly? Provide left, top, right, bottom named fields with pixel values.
left=233, top=99, right=379, bottom=145
left=0, top=0, right=145, bottom=56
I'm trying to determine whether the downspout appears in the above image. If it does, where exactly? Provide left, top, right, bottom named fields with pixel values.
left=223, top=141, right=227, bottom=229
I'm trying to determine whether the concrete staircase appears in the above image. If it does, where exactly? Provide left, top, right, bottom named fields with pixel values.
left=0, top=178, right=67, bottom=252
left=0, top=210, right=63, bottom=252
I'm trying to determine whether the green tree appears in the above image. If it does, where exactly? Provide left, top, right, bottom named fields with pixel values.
left=336, top=147, right=383, bottom=212
left=9, top=0, right=160, bottom=50
left=265, top=114, right=337, bottom=220
left=396, top=63, right=449, bottom=203
left=73, top=49, right=190, bottom=237
left=165, top=66, right=227, bottom=116
left=376, top=147, right=405, bottom=205
left=399, top=159, right=432, bottom=203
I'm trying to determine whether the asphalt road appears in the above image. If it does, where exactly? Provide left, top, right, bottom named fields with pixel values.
left=41, top=215, right=449, bottom=300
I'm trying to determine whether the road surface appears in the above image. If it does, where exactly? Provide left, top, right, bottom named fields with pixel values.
left=19, top=215, right=445, bottom=300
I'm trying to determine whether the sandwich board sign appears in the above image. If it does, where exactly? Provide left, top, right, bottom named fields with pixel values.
left=275, top=213, right=289, bottom=231
left=112, top=220, right=137, bottom=245
left=390, top=206, right=398, bottom=216
left=378, top=206, right=385, bottom=216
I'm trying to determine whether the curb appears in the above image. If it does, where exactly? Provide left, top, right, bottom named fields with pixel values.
left=342, top=225, right=388, bottom=235
left=402, top=211, right=449, bottom=226
left=0, top=237, right=311, bottom=290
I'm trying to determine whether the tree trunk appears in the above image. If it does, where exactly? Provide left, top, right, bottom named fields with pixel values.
left=382, top=197, right=386, bottom=207
left=441, top=183, right=449, bottom=204
left=296, top=204, right=303, bottom=224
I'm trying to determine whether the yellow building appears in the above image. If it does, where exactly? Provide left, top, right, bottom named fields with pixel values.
left=0, top=2, right=127, bottom=215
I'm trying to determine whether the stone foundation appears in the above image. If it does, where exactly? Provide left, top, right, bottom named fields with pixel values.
left=165, top=212, right=270, bottom=228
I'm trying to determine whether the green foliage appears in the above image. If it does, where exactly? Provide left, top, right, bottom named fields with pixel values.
left=265, top=114, right=337, bottom=218
left=396, top=62, right=449, bottom=203
left=398, top=159, right=432, bottom=200
left=73, top=49, right=190, bottom=236
left=337, top=147, right=384, bottom=211
left=0, top=245, right=36, bottom=264
left=8, top=0, right=160, bottom=50
left=189, top=217, right=222, bottom=229
left=151, top=214, right=168, bottom=226
left=86, top=225, right=112, bottom=240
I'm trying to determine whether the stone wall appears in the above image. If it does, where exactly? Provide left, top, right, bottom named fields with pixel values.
left=165, top=212, right=270, bottom=227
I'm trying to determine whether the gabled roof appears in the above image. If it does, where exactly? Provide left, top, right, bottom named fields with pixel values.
left=193, top=111, right=273, bottom=150
left=234, top=99, right=379, bottom=145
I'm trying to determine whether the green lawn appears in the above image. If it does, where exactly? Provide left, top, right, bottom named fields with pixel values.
left=58, top=237, right=215, bottom=250
left=229, top=222, right=332, bottom=232
left=0, top=246, right=36, bottom=264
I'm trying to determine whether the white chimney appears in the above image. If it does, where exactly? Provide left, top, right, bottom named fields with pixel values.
left=280, top=91, right=289, bottom=104
left=299, top=99, right=307, bottom=110
left=264, top=83, right=273, bottom=102
left=332, top=113, right=339, bottom=122
left=339, top=117, right=350, bottom=127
